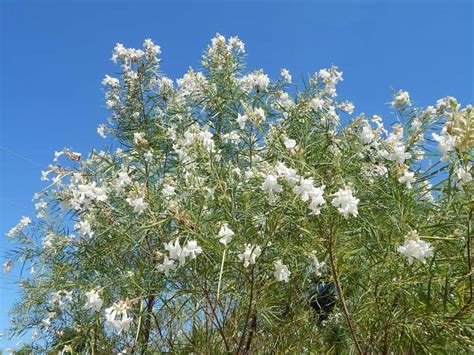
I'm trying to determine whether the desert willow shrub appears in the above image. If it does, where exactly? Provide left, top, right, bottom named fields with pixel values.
left=4, top=34, right=473, bottom=353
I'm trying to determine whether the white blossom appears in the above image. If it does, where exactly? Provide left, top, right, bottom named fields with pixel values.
left=236, top=113, right=248, bottom=130
left=456, top=165, right=472, bottom=186
left=398, top=169, right=416, bottom=189
left=261, top=174, right=282, bottom=201
left=75, top=219, right=94, bottom=238
left=311, top=97, right=324, bottom=111
left=6, top=216, right=32, bottom=237
left=274, top=260, right=291, bottom=282
left=158, top=256, right=176, bottom=276
left=162, top=184, right=176, bottom=198
left=218, top=223, right=234, bottom=246
left=126, top=196, right=148, bottom=215
left=284, top=138, right=297, bottom=149
left=308, top=185, right=326, bottom=215
left=105, top=301, right=132, bottom=335
left=84, top=289, right=103, bottom=312
left=398, top=231, right=433, bottom=265
left=293, top=178, right=316, bottom=202
left=392, top=90, right=411, bottom=108
left=309, top=252, right=325, bottom=276
left=115, top=171, right=132, bottom=193
left=280, top=68, right=292, bottom=83
left=360, top=126, right=374, bottom=144
left=238, top=244, right=262, bottom=268
left=3, top=260, right=13, bottom=273
left=331, top=187, right=359, bottom=218
left=97, top=124, right=107, bottom=138
left=432, top=131, right=455, bottom=158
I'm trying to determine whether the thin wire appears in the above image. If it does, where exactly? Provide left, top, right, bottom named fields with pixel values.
left=0, top=146, right=45, bottom=168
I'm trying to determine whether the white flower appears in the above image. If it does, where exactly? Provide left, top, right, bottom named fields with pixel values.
left=158, top=256, right=176, bottom=276
left=228, top=36, right=245, bottom=53
left=338, top=101, right=354, bottom=114
left=411, top=118, right=422, bottom=131
left=261, top=174, right=282, bottom=201
left=144, top=150, right=153, bottom=162
left=284, top=138, right=297, bottom=149
left=311, top=97, right=324, bottom=111
left=432, top=131, right=455, bottom=157
left=360, top=126, right=374, bottom=144
left=143, top=38, right=161, bottom=56
left=49, top=290, right=73, bottom=310
left=398, top=231, right=433, bottom=265
left=236, top=113, right=248, bottom=130
left=97, top=124, right=107, bottom=138
left=164, top=238, right=184, bottom=263
left=102, top=74, right=119, bottom=87
left=274, top=260, right=291, bottom=282
left=308, top=185, right=326, bottom=215
left=162, top=184, right=176, bottom=198
left=218, top=223, right=235, bottom=246
left=3, top=260, right=13, bottom=273
left=392, top=90, right=411, bottom=108
left=275, top=162, right=300, bottom=185
left=293, top=178, right=315, bottom=202
left=238, top=244, right=262, bottom=268
left=398, top=169, right=416, bottom=189
left=126, top=196, right=148, bottom=215
left=105, top=301, right=132, bottom=335
left=253, top=107, right=266, bottom=123
left=133, top=132, right=146, bottom=145
left=184, top=240, right=203, bottom=259
left=456, top=165, right=472, bottom=186
left=254, top=72, right=270, bottom=90
left=115, top=171, right=132, bottom=193
left=70, top=182, right=108, bottom=211
left=309, top=252, right=325, bottom=276
left=75, top=219, right=94, bottom=238
left=6, top=216, right=32, bottom=237
left=331, top=187, right=359, bottom=218
left=280, top=68, right=292, bottom=83
left=84, top=289, right=103, bottom=312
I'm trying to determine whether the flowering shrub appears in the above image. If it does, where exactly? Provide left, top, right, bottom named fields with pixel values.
left=4, top=34, right=473, bottom=353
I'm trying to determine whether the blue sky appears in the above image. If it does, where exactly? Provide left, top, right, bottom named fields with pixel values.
left=0, top=0, right=472, bottom=350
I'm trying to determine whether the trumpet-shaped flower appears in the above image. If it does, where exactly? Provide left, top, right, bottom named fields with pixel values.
left=238, top=244, right=262, bottom=268
left=126, top=197, right=148, bottom=215
left=218, top=223, right=235, bottom=246
left=331, top=187, right=359, bottom=218
left=398, top=232, right=433, bottom=265
left=105, top=301, right=132, bottom=335
left=261, top=174, right=282, bottom=201
left=274, top=260, right=291, bottom=282
left=84, top=289, right=103, bottom=312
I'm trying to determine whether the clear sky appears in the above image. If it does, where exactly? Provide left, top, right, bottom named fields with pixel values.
left=0, top=0, right=472, bottom=350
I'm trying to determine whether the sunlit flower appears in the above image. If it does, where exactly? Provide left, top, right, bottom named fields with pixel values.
left=280, top=68, right=292, bottom=83
left=392, top=90, right=411, bottom=109
left=274, top=260, right=291, bottom=282
left=261, top=174, right=282, bottom=201
left=218, top=223, right=235, bottom=246
left=84, top=289, right=103, bottom=312
left=398, top=231, right=433, bottom=265
left=105, top=301, right=132, bottom=335
left=398, top=169, right=416, bottom=189
left=126, top=196, right=148, bottom=215
left=331, top=187, right=359, bottom=218
left=238, top=244, right=262, bottom=268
